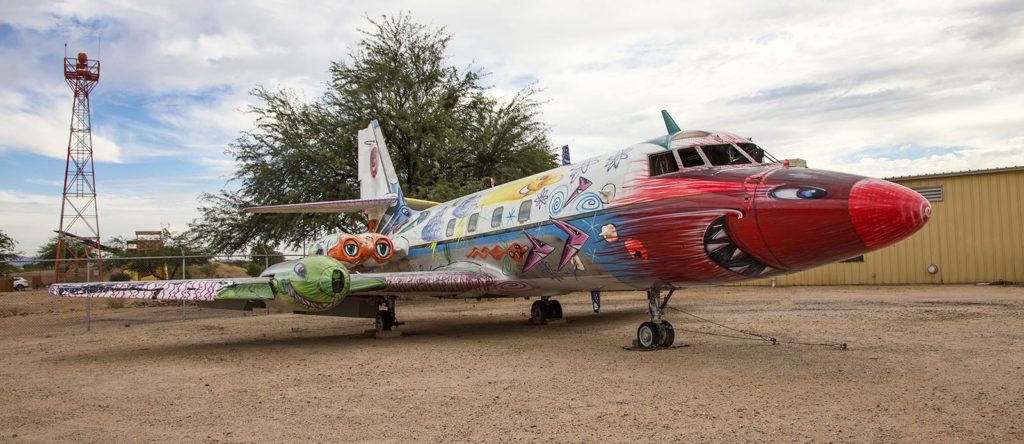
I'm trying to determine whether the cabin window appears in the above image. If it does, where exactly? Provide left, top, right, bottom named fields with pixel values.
left=677, top=147, right=705, bottom=168
left=446, top=219, right=456, bottom=237
left=735, top=143, right=765, bottom=163
left=491, top=207, right=504, bottom=228
left=648, top=152, right=679, bottom=176
left=701, top=144, right=753, bottom=166
left=518, top=200, right=532, bottom=222
left=468, top=213, right=479, bottom=232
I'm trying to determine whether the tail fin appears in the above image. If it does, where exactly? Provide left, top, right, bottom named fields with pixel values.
left=358, top=120, right=410, bottom=233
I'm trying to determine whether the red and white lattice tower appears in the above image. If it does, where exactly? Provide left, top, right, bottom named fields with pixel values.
left=55, top=52, right=102, bottom=282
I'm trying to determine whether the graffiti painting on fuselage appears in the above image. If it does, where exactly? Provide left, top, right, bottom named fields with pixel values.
left=367, top=140, right=669, bottom=284
left=378, top=132, right=886, bottom=290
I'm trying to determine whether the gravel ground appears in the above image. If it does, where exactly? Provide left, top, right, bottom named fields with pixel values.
left=0, top=285, right=1022, bottom=443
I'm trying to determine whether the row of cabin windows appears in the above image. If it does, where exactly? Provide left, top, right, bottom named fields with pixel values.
left=648, top=143, right=765, bottom=177
left=444, top=199, right=534, bottom=237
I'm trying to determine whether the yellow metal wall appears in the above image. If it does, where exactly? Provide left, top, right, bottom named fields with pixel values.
left=738, top=169, right=1024, bottom=285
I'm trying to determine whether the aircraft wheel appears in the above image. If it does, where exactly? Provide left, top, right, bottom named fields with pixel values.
left=376, top=310, right=396, bottom=331
left=657, top=321, right=675, bottom=348
left=546, top=300, right=563, bottom=319
left=530, top=300, right=546, bottom=325
left=636, top=321, right=660, bottom=349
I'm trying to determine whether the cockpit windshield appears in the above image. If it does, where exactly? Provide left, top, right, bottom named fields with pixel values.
left=735, top=143, right=765, bottom=163
left=702, top=144, right=753, bottom=166
left=648, top=141, right=777, bottom=177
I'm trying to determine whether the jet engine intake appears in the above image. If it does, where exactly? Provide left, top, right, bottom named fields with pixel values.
left=261, top=256, right=351, bottom=312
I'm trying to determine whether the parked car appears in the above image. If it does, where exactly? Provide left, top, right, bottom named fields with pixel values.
left=13, top=277, right=29, bottom=291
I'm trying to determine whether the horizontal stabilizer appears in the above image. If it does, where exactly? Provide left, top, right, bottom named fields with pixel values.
left=244, top=197, right=398, bottom=214
left=405, top=197, right=439, bottom=211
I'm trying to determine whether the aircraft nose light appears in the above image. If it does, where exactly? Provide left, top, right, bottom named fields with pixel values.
left=849, top=178, right=931, bottom=249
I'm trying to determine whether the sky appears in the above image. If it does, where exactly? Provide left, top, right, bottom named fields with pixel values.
left=1, top=0, right=1022, bottom=255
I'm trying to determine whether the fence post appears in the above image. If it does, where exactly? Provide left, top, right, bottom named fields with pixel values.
left=85, top=260, right=91, bottom=332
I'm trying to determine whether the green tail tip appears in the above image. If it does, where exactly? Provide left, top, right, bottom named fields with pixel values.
left=661, top=110, right=681, bottom=134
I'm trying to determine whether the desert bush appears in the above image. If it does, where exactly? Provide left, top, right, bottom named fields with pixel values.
left=198, top=262, right=218, bottom=278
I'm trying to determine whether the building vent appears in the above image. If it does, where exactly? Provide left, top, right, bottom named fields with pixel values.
left=913, top=185, right=943, bottom=202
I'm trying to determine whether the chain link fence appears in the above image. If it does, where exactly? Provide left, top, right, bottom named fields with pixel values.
left=0, top=254, right=295, bottom=338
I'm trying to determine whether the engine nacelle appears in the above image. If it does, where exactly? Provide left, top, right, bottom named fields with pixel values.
left=326, top=233, right=367, bottom=265
left=314, top=231, right=399, bottom=267
left=361, top=233, right=394, bottom=266
left=261, top=256, right=350, bottom=312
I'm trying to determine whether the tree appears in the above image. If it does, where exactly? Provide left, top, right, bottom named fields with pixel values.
left=245, top=244, right=285, bottom=277
left=190, top=14, right=557, bottom=253
left=106, top=232, right=211, bottom=280
left=29, top=235, right=89, bottom=270
left=0, top=230, right=18, bottom=274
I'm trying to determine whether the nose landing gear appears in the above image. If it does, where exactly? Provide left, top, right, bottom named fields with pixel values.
left=635, top=286, right=675, bottom=349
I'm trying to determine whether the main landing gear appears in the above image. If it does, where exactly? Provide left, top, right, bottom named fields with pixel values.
left=375, top=296, right=403, bottom=333
left=636, top=286, right=675, bottom=349
left=529, top=297, right=563, bottom=325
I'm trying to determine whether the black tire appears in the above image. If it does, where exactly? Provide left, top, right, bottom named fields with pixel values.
left=546, top=300, right=563, bottom=319
left=375, top=310, right=396, bottom=331
left=14, top=285, right=26, bottom=292
left=658, top=321, right=675, bottom=348
left=637, top=321, right=660, bottom=349
left=530, top=300, right=546, bottom=325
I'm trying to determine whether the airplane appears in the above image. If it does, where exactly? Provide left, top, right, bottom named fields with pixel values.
left=49, top=111, right=932, bottom=348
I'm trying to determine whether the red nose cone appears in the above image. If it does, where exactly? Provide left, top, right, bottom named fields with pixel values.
left=849, top=178, right=931, bottom=249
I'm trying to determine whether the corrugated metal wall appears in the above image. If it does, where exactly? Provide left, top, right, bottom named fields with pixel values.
left=738, top=169, right=1024, bottom=285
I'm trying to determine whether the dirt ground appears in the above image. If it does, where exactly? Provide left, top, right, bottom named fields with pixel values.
left=0, top=285, right=1022, bottom=443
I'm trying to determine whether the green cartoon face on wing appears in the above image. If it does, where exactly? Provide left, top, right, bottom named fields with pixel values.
left=263, top=256, right=351, bottom=311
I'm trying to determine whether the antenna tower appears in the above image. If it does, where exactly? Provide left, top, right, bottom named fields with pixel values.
left=55, top=52, right=102, bottom=282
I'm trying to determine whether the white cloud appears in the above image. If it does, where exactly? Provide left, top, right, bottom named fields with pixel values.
left=0, top=87, right=124, bottom=162
left=0, top=187, right=202, bottom=255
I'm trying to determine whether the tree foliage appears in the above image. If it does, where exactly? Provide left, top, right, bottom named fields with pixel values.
left=190, top=14, right=557, bottom=253
left=0, top=229, right=17, bottom=274
left=106, top=233, right=211, bottom=280
left=245, top=244, right=285, bottom=277
left=28, top=235, right=89, bottom=270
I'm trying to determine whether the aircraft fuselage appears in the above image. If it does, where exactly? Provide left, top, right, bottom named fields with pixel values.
left=326, top=130, right=931, bottom=297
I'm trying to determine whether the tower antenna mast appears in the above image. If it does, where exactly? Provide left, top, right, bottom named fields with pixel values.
left=55, top=51, right=102, bottom=282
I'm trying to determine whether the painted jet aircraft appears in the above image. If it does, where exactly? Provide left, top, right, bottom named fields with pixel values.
left=50, top=111, right=931, bottom=348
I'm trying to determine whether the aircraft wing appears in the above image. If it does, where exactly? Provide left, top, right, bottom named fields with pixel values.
left=48, top=269, right=509, bottom=300
left=49, top=278, right=274, bottom=303
left=49, top=260, right=519, bottom=312
left=346, top=266, right=513, bottom=297
left=244, top=197, right=398, bottom=214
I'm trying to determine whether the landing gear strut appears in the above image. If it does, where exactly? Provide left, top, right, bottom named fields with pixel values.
left=636, top=286, right=675, bottom=349
left=375, top=296, right=403, bottom=333
left=529, top=298, right=563, bottom=325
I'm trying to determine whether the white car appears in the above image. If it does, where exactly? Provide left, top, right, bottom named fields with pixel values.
left=13, top=277, right=28, bottom=291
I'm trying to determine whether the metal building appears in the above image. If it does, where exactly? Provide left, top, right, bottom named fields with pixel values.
left=743, top=166, right=1024, bottom=285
